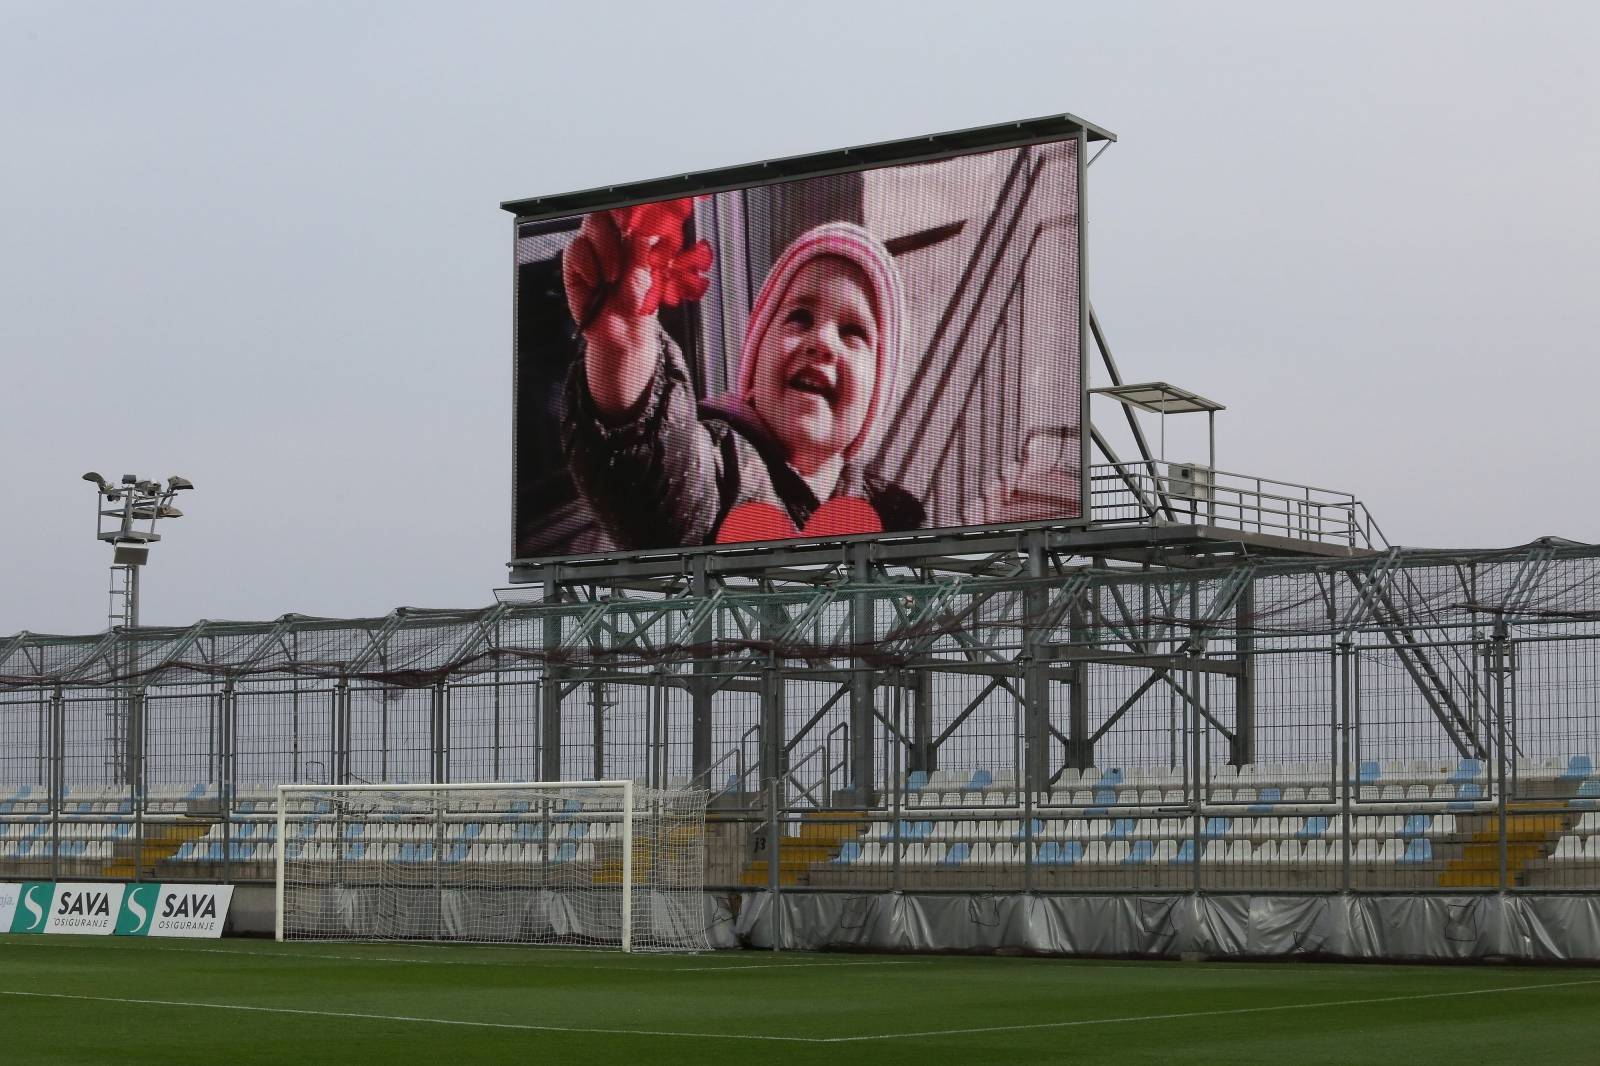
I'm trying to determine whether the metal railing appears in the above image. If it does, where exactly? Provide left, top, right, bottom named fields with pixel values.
left=1088, top=462, right=1388, bottom=549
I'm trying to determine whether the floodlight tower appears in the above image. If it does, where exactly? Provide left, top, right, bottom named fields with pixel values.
left=82, top=472, right=193, bottom=629
left=82, top=472, right=193, bottom=787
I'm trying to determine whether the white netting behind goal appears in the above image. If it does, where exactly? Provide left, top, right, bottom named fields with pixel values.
left=276, top=782, right=709, bottom=952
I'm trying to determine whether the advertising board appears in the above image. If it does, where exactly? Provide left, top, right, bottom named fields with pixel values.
left=2, top=883, right=233, bottom=938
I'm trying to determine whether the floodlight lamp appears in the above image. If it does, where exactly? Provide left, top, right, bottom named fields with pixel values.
left=112, top=541, right=150, bottom=566
left=167, top=476, right=193, bottom=492
left=120, top=474, right=137, bottom=485
left=82, top=471, right=106, bottom=487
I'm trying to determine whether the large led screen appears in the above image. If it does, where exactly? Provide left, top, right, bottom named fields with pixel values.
left=514, top=137, right=1082, bottom=559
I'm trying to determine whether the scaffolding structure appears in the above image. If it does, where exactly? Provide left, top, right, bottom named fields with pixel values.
left=4, top=537, right=1600, bottom=899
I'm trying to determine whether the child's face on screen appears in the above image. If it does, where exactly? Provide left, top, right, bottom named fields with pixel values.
left=747, top=257, right=879, bottom=475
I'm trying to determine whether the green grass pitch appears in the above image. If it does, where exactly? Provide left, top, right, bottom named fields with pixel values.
left=2, top=935, right=1597, bottom=1065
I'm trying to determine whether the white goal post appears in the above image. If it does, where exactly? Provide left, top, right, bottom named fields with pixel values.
left=273, top=780, right=710, bottom=952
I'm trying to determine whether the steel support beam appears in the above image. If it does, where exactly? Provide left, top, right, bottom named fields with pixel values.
left=1023, top=532, right=1053, bottom=788
left=690, top=560, right=714, bottom=782
left=431, top=681, right=448, bottom=784
left=1233, top=577, right=1255, bottom=766
left=539, top=578, right=563, bottom=780
left=908, top=669, right=935, bottom=774
left=1064, top=592, right=1092, bottom=769
left=848, top=544, right=877, bottom=806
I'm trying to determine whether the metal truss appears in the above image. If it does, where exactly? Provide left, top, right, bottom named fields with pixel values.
left=1, top=539, right=1596, bottom=804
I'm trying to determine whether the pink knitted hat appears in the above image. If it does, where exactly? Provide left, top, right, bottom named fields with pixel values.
left=736, top=222, right=906, bottom=459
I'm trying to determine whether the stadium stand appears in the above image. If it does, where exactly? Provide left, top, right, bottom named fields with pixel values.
left=4, top=753, right=1595, bottom=892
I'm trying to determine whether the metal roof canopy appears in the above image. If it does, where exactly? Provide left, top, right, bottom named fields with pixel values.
left=1092, top=381, right=1224, bottom=468
left=1091, top=382, right=1224, bottom=415
left=500, top=113, right=1116, bottom=223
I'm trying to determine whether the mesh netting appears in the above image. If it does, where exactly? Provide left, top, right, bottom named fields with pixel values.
left=277, top=783, right=709, bottom=952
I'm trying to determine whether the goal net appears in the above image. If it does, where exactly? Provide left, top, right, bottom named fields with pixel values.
left=274, top=781, right=710, bottom=952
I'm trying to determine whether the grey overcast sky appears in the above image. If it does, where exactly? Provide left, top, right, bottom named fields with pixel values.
left=1, top=1, right=1595, bottom=636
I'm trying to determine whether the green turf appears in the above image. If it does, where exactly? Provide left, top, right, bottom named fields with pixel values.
left=1, top=935, right=1597, bottom=1065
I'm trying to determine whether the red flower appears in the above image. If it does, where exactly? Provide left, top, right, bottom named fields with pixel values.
left=610, top=197, right=713, bottom=316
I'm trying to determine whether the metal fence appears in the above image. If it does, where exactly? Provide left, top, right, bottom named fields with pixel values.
left=3, top=540, right=1600, bottom=895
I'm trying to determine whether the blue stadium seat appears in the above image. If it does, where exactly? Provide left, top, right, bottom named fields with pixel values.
left=1400, top=814, right=1432, bottom=838
left=1099, top=768, right=1125, bottom=786
left=1124, top=840, right=1155, bottom=865
left=907, top=770, right=930, bottom=792
left=1358, top=761, right=1381, bottom=784
left=832, top=841, right=862, bottom=865
left=554, top=841, right=577, bottom=863
left=1036, top=840, right=1083, bottom=865
left=1171, top=840, right=1197, bottom=864
left=1092, top=787, right=1119, bottom=807
left=1013, top=817, right=1044, bottom=841
left=1564, top=755, right=1594, bottom=780
left=967, top=769, right=993, bottom=791
left=1400, top=839, right=1433, bottom=864
left=881, top=820, right=929, bottom=842
left=1200, top=817, right=1230, bottom=840
left=1105, top=818, right=1136, bottom=841
left=941, top=842, right=970, bottom=867
left=1451, top=759, right=1484, bottom=784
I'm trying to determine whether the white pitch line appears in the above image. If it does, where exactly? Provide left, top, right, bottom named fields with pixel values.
left=0, top=990, right=822, bottom=1043
left=813, top=976, right=1600, bottom=1042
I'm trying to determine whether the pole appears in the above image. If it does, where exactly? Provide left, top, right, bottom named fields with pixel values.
left=540, top=579, right=564, bottom=781
left=620, top=780, right=634, bottom=953
left=1339, top=638, right=1353, bottom=894
left=433, top=796, right=444, bottom=941
left=690, top=559, right=713, bottom=784
left=848, top=545, right=876, bottom=806
left=1493, top=623, right=1510, bottom=891
left=767, top=772, right=782, bottom=954
left=274, top=785, right=287, bottom=941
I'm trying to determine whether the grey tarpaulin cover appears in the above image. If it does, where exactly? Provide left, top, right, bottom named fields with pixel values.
left=732, top=892, right=1600, bottom=961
